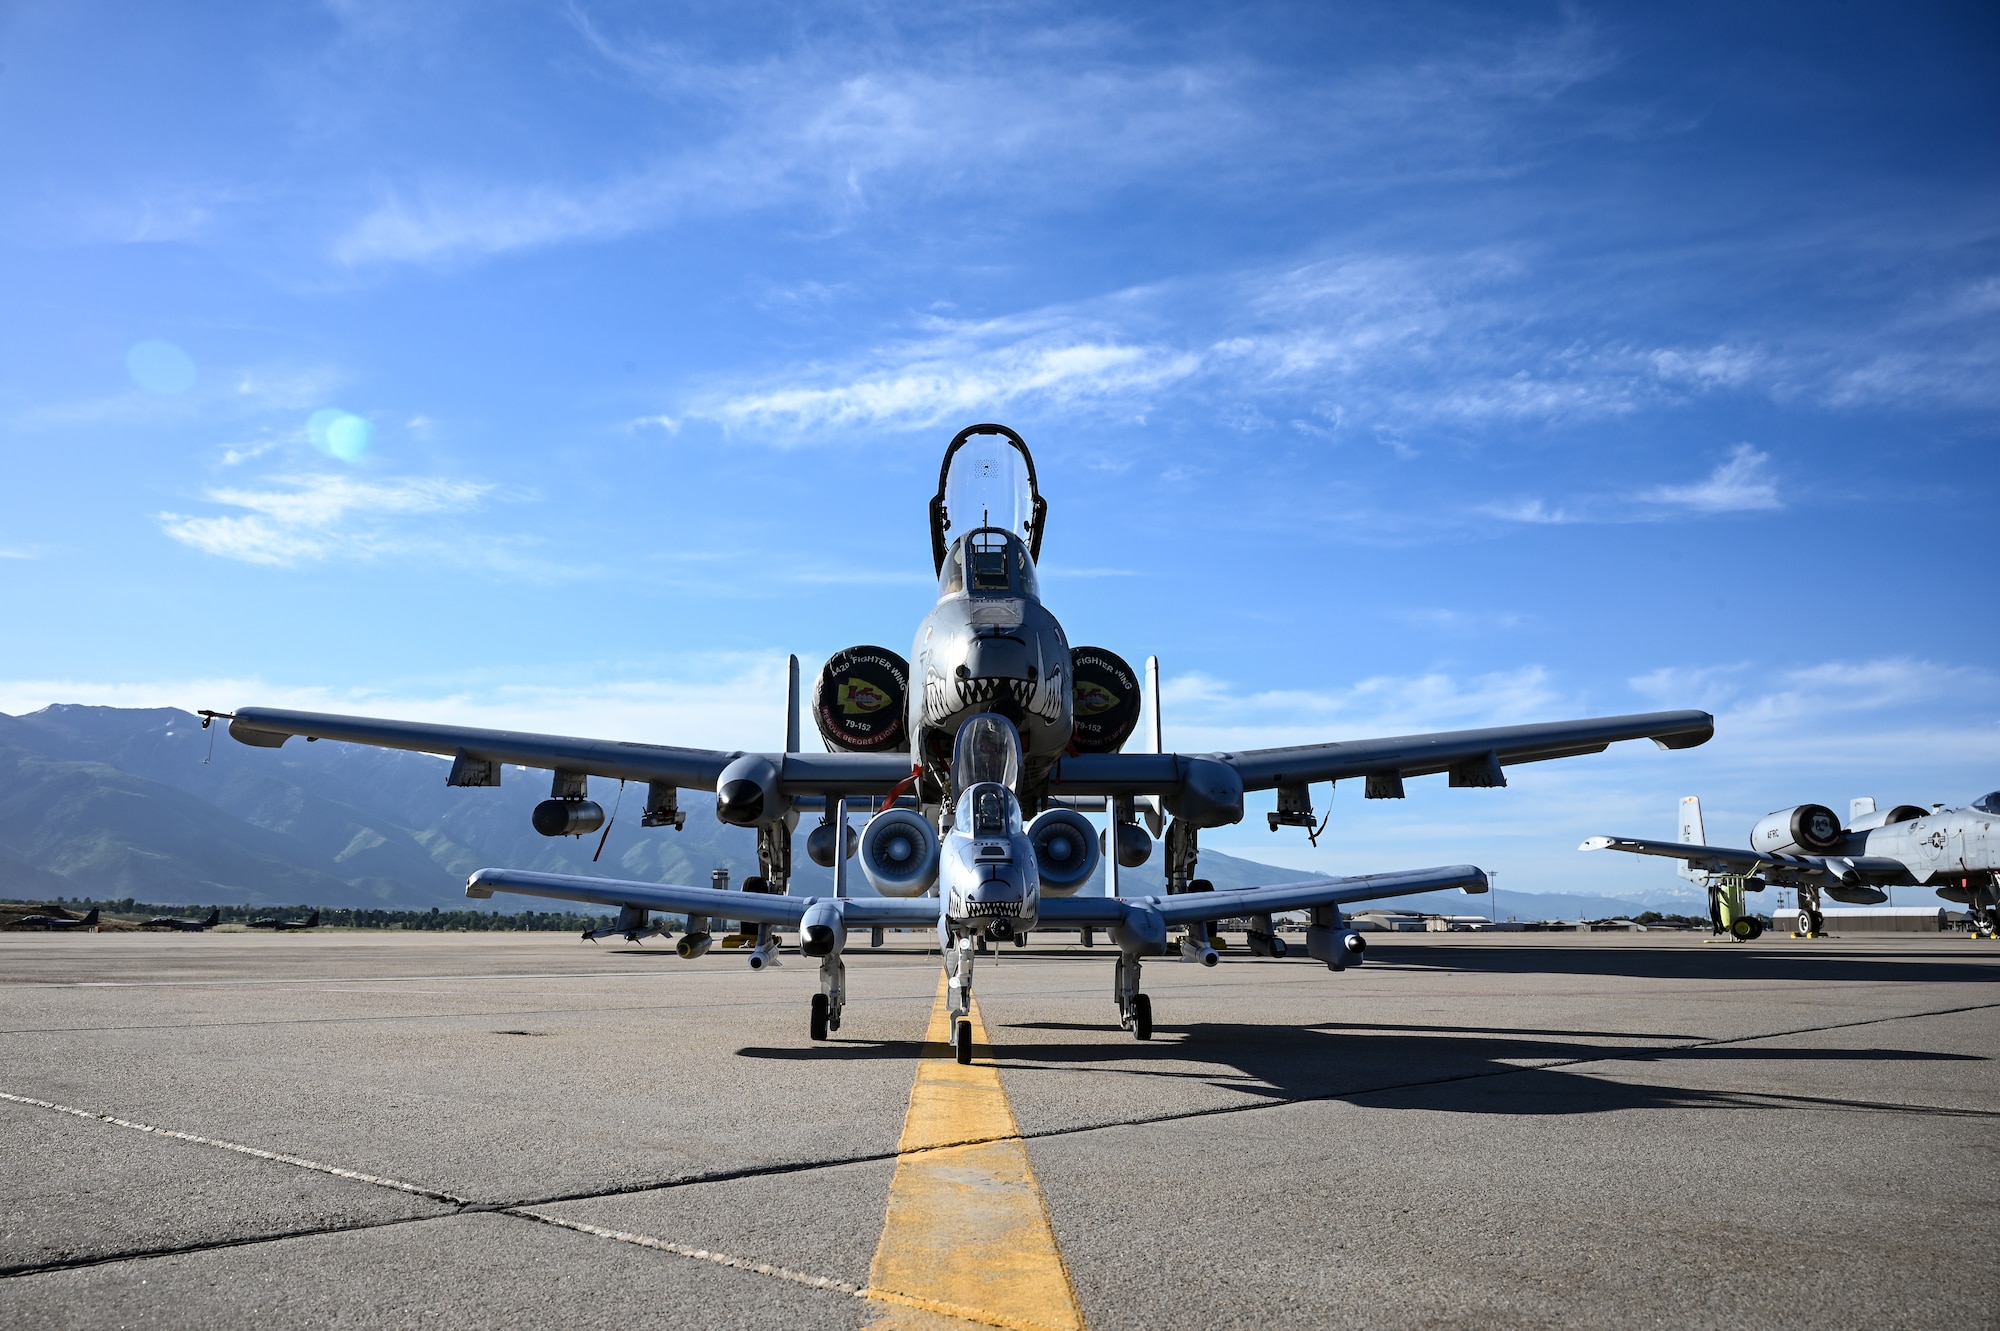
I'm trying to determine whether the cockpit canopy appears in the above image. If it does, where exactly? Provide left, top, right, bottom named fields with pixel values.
left=962, top=781, right=1023, bottom=840
left=930, top=424, right=1047, bottom=574
left=937, top=528, right=1039, bottom=600
left=952, top=713, right=1021, bottom=797
left=1973, top=791, right=2000, bottom=815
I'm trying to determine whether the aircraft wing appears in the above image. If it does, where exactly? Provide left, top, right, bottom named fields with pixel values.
left=1579, top=835, right=1776, bottom=875
left=464, top=868, right=944, bottom=927
left=1049, top=710, right=1714, bottom=798
left=1217, top=710, right=1715, bottom=790
left=225, top=706, right=908, bottom=793
left=1038, top=863, right=1489, bottom=926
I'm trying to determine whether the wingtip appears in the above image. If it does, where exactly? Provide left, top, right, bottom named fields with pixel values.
left=1579, top=836, right=1614, bottom=851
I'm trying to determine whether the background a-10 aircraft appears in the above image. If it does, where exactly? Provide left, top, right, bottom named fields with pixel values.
left=1586, top=792, right=2000, bottom=938
left=210, top=424, right=1714, bottom=1059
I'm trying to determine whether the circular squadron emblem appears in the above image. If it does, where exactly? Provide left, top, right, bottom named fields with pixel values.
left=1069, top=647, right=1141, bottom=754
left=813, top=647, right=911, bottom=753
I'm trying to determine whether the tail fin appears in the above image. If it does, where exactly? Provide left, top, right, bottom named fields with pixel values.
left=203, top=908, right=220, bottom=928
left=1849, top=796, right=1875, bottom=824
left=304, top=910, right=320, bottom=928
left=81, top=908, right=99, bottom=926
left=1677, top=796, right=1705, bottom=881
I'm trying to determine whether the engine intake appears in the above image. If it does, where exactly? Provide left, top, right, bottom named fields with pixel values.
left=859, top=807, right=940, bottom=896
left=1749, top=804, right=1844, bottom=855
left=814, top=646, right=911, bottom=753
left=1028, top=807, right=1100, bottom=895
left=1069, top=647, right=1142, bottom=754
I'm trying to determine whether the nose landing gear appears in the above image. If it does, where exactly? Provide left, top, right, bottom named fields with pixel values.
left=1113, top=955, right=1153, bottom=1040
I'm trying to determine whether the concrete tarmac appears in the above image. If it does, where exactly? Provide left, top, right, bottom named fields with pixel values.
left=1, top=929, right=1994, bottom=1329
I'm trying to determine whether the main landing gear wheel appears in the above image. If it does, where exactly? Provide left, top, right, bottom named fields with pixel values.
left=1132, top=993, right=1153, bottom=1041
left=954, top=1018, right=973, bottom=1064
left=1804, top=909, right=1824, bottom=936
left=810, top=993, right=830, bottom=1042
left=1730, top=917, right=1757, bottom=941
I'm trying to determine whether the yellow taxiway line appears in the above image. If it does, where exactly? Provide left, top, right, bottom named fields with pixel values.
left=864, top=975, right=1086, bottom=1331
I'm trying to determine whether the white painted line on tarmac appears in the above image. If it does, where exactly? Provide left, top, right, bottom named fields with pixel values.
left=0, top=1089, right=472, bottom=1206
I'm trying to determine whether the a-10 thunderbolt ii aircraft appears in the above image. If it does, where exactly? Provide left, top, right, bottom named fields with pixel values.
left=1583, top=793, right=2000, bottom=938
left=210, top=424, right=1713, bottom=1062
left=246, top=909, right=320, bottom=932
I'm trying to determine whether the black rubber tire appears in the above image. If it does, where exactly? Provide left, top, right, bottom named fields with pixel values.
left=1805, top=909, right=1824, bottom=935
left=1730, top=917, right=1756, bottom=940
left=954, top=1018, right=973, bottom=1064
left=1133, top=993, right=1153, bottom=1041
left=809, top=993, right=829, bottom=1041
left=1746, top=917, right=1765, bottom=940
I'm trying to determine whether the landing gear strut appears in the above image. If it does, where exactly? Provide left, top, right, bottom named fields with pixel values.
left=1113, top=954, right=1152, bottom=1040
left=810, top=953, right=846, bottom=1040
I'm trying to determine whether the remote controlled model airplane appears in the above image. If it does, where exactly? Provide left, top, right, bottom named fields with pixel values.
left=7, top=906, right=99, bottom=931
left=142, top=907, right=220, bottom=932
left=206, top=424, right=1713, bottom=1062
left=1584, top=792, right=2000, bottom=939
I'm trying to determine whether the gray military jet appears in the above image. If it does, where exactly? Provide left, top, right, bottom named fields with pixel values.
left=8, top=906, right=99, bottom=931
left=142, top=907, right=220, bottom=932
left=210, top=423, right=1713, bottom=1061
left=246, top=909, right=319, bottom=932
left=1583, top=792, right=2000, bottom=937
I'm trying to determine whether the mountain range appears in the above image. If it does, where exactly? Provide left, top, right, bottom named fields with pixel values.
left=0, top=706, right=1678, bottom=919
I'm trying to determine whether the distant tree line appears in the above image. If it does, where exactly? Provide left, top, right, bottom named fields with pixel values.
left=2, top=897, right=616, bottom=931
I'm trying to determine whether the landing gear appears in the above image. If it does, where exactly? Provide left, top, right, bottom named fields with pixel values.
left=1113, top=954, right=1151, bottom=1039
left=955, top=1018, right=973, bottom=1064
left=1801, top=909, right=1824, bottom=936
left=1730, top=916, right=1765, bottom=941
left=815, top=953, right=846, bottom=1039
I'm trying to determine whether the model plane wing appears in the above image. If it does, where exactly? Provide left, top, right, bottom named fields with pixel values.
left=226, top=706, right=908, bottom=793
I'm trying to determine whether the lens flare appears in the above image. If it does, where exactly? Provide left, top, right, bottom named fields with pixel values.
left=126, top=340, right=197, bottom=394
left=307, top=408, right=372, bottom=462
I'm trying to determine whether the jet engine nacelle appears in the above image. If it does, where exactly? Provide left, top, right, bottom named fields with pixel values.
left=806, top=820, right=859, bottom=868
left=1027, top=808, right=1100, bottom=895
left=813, top=646, right=912, bottom=753
left=531, top=799, right=605, bottom=837
left=1849, top=804, right=1929, bottom=832
left=1101, top=821, right=1153, bottom=868
left=1749, top=804, right=1844, bottom=855
left=716, top=754, right=787, bottom=827
left=859, top=807, right=940, bottom=896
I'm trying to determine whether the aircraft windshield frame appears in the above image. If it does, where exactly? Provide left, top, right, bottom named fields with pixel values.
left=1974, top=791, right=2000, bottom=815
left=952, top=713, right=1022, bottom=795
left=929, top=424, right=1047, bottom=573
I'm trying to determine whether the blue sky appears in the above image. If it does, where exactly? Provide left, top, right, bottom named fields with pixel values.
left=2, top=1, right=1996, bottom=902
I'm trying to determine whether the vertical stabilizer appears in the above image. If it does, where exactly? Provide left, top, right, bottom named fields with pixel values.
left=1677, top=796, right=1705, bottom=881
left=1850, top=796, right=1875, bottom=824
left=785, top=655, right=801, bottom=754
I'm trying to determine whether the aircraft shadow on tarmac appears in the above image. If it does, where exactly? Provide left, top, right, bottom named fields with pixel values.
left=738, top=1017, right=1988, bottom=1121
left=1359, top=942, right=2000, bottom=986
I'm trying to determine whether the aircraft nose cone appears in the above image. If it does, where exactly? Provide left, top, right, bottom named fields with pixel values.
left=801, top=924, right=837, bottom=957
left=716, top=779, right=765, bottom=825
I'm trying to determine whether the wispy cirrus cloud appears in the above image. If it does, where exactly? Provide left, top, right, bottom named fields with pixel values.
left=159, top=474, right=496, bottom=566
left=1642, top=443, right=1780, bottom=512
left=697, top=312, right=1199, bottom=433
